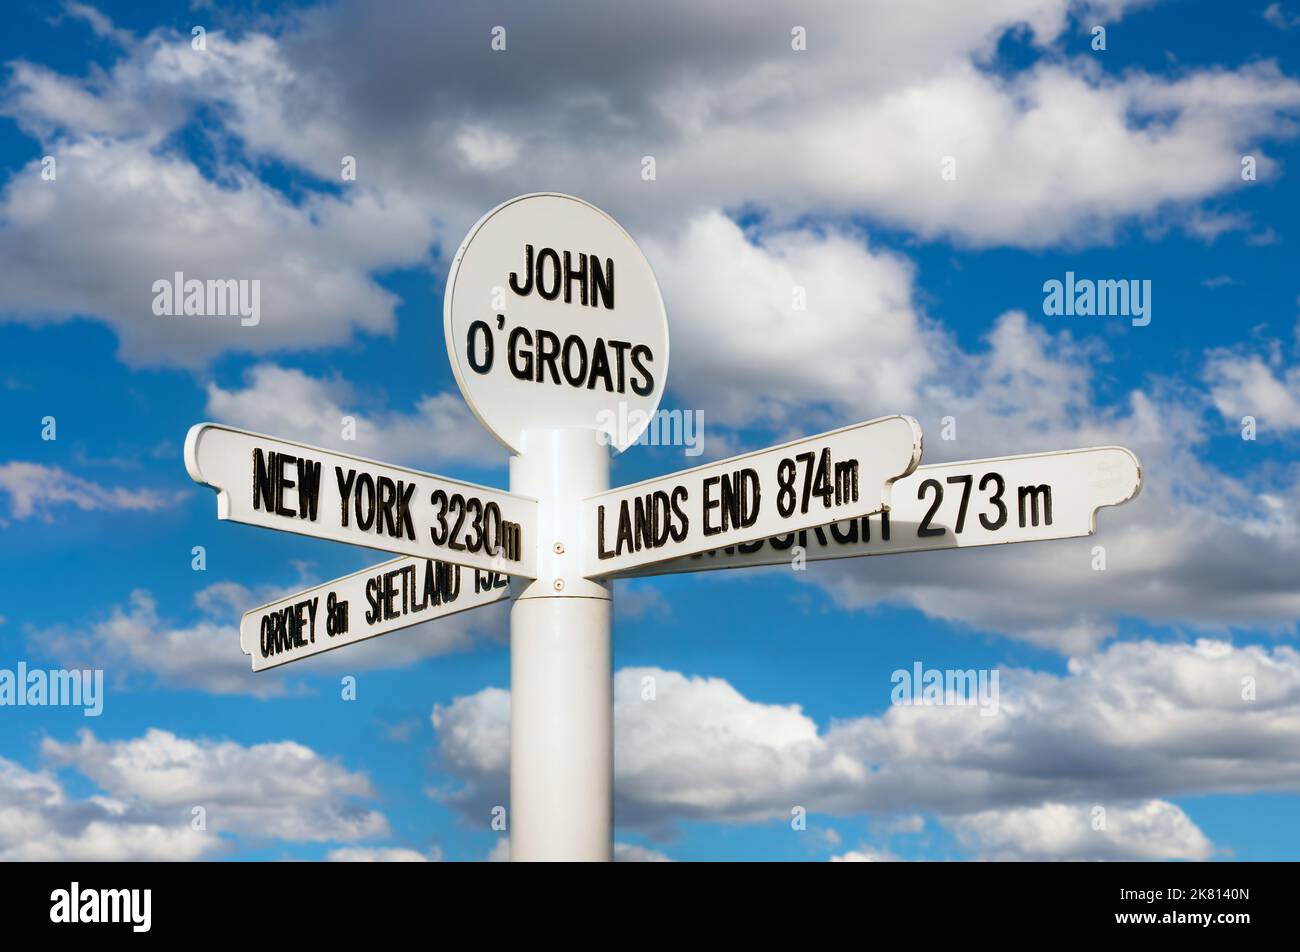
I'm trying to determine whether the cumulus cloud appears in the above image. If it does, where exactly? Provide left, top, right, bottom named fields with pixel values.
left=0, top=462, right=184, bottom=522
left=830, top=847, right=900, bottom=862
left=204, top=364, right=501, bottom=469
left=37, top=587, right=272, bottom=696
left=430, top=686, right=510, bottom=819
left=431, top=645, right=1298, bottom=857
left=613, top=842, right=673, bottom=862
left=950, top=800, right=1213, bottom=861
left=1204, top=348, right=1300, bottom=433
left=34, top=578, right=506, bottom=697
left=0, top=137, right=433, bottom=367
left=0, top=727, right=392, bottom=859
left=182, top=1, right=1300, bottom=244
left=0, top=756, right=215, bottom=861
left=645, top=213, right=932, bottom=431
left=327, top=846, right=439, bottom=862
left=2, top=1, right=1298, bottom=367
left=43, top=728, right=389, bottom=843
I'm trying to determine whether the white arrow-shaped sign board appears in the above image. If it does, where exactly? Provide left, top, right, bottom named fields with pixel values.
left=241, top=557, right=512, bottom=671
left=580, top=415, right=923, bottom=578
left=186, top=423, right=539, bottom=577
left=603, top=445, right=1141, bottom=577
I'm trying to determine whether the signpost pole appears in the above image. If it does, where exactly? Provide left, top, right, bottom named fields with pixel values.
left=508, top=427, right=613, bottom=861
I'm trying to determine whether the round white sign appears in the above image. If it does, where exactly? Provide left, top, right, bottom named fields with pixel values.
left=444, top=193, right=670, bottom=454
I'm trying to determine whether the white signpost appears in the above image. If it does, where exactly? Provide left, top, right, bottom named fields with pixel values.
left=596, top=446, right=1142, bottom=577
left=580, top=415, right=923, bottom=577
left=445, top=193, right=670, bottom=453
left=185, top=423, right=539, bottom=577
left=186, top=192, right=1144, bottom=863
left=240, top=558, right=511, bottom=671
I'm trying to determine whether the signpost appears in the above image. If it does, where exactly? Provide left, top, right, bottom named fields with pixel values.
left=185, top=423, right=539, bottom=577
left=240, top=558, right=511, bottom=671
left=579, top=415, right=923, bottom=577
left=444, top=193, right=670, bottom=454
left=594, top=446, right=1141, bottom=577
left=186, top=192, right=1144, bottom=863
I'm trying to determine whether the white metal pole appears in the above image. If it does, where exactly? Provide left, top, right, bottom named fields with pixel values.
left=508, top=427, right=612, bottom=861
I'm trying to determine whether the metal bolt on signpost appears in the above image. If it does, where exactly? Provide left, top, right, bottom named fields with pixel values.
left=185, top=193, right=1143, bottom=862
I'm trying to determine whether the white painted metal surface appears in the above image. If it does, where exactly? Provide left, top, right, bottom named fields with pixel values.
left=579, top=415, right=924, bottom=578
left=239, top=557, right=512, bottom=671
left=508, top=427, right=612, bottom=861
left=185, top=423, right=539, bottom=577
left=605, top=446, right=1143, bottom=577
left=444, top=193, right=670, bottom=454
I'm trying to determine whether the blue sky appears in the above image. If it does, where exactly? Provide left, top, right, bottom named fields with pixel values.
left=0, top=0, right=1298, bottom=861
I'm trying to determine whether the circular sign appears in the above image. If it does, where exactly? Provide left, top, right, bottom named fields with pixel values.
left=444, top=193, right=670, bottom=454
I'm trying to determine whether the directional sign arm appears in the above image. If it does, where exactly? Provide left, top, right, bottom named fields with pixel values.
left=185, top=423, right=539, bottom=577
left=604, top=445, right=1142, bottom=578
left=579, top=415, right=923, bottom=578
left=240, top=557, right=512, bottom=671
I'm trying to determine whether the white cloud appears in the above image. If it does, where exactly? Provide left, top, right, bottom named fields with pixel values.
left=613, top=842, right=672, bottom=862
left=0, top=134, right=433, bottom=367
left=1, top=726, right=394, bottom=859
left=182, top=1, right=1299, bottom=245
left=830, top=847, right=900, bottom=862
left=1264, top=3, right=1300, bottom=30
left=36, top=580, right=506, bottom=697
left=2, top=1, right=1298, bottom=368
left=453, top=127, right=519, bottom=173
left=645, top=213, right=931, bottom=430
left=0, top=462, right=184, bottom=521
left=43, top=728, right=389, bottom=843
left=430, top=686, right=511, bottom=816
left=0, top=756, right=215, bottom=861
left=613, top=580, right=671, bottom=621
left=1205, top=349, right=1300, bottom=433
left=612, top=668, right=834, bottom=830
left=60, top=2, right=133, bottom=47
left=39, top=587, right=272, bottom=696
left=431, top=645, right=1300, bottom=857
left=204, top=364, right=502, bottom=469
left=327, top=846, right=439, bottom=862
left=951, top=800, right=1213, bottom=860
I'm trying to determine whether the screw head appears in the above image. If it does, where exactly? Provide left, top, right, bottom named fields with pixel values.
left=553, top=579, right=565, bottom=592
